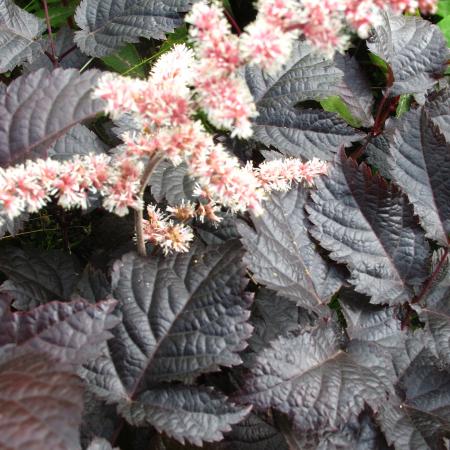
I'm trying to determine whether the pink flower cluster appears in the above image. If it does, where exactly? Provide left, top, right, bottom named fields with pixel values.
left=140, top=156, right=328, bottom=254
left=141, top=199, right=225, bottom=255
left=94, top=46, right=266, bottom=216
left=0, top=40, right=331, bottom=254
left=92, top=43, right=331, bottom=253
left=0, top=153, right=142, bottom=223
left=186, top=3, right=257, bottom=138
left=189, top=0, right=437, bottom=75
left=142, top=205, right=194, bottom=255
left=166, top=199, right=222, bottom=224
left=255, top=157, right=329, bottom=192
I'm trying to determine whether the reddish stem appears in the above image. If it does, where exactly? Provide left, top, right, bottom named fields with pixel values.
left=352, top=68, right=398, bottom=159
left=58, top=44, right=78, bottom=62
left=412, top=247, right=449, bottom=305
left=224, top=8, right=242, bottom=35
left=41, top=0, right=59, bottom=67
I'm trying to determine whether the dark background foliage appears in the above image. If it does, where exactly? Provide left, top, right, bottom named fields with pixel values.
left=0, top=0, right=449, bottom=449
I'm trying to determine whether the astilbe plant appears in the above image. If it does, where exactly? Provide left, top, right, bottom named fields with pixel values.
left=0, top=0, right=450, bottom=449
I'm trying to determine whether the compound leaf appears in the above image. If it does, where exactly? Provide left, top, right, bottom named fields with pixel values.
left=82, top=242, right=252, bottom=444
left=0, top=68, right=104, bottom=167
left=74, top=0, right=192, bottom=57
left=368, top=12, right=449, bottom=96
left=238, top=185, right=343, bottom=315
left=307, top=149, right=430, bottom=305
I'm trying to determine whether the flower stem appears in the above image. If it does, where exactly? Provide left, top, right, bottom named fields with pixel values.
left=41, top=0, right=59, bottom=67
left=134, top=153, right=164, bottom=257
left=224, top=8, right=241, bottom=35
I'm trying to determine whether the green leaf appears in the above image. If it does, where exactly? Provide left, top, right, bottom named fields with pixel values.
left=320, top=96, right=362, bottom=128
left=222, top=0, right=232, bottom=13
left=369, top=53, right=389, bottom=74
left=120, top=25, right=188, bottom=77
left=101, top=44, right=146, bottom=78
left=396, top=94, right=413, bottom=117
left=438, top=15, right=450, bottom=46
left=34, top=1, right=79, bottom=28
left=159, top=24, right=188, bottom=53
left=437, top=0, right=450, bottom=18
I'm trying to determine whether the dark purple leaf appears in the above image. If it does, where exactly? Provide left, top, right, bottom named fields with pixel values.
left=0, top=294, right=118, bottom=364
left=242, top=323, right=395, bottom=435
left=365, top=134, right=392, bottom=180
left=248, top=289, right=314, bottom=355
left=82, top=241, right=252, bottom=444
left=339, top=288, right=426, bottom=377
left=428, top=88, right=450, bottom=141
left=252, top=106, right=363, bottom=161
left=0, top=0, right=45, bottom=73
left=0, top=68, right=104, bottom=167
left=119, top=385, right=251, bottom=446
left=74, top=0, right=192, bottom=57
left=150, top=160, right=196, bottom=204
left=202, top=413, right=289, bottom=450
left=389, top=109, right=450, bottom=246
left=368, top=12, right=449, bottom=96
left=80, top=391, right=121, bottom=449
left=25, top=26, right=89, bottom=71
left=72, top=264, right=112, bottom=303
left=244, top=41, right=362, bottom=160
left=48, top=124, right=107, bottom=161
left=379, top=350, right=450, bottom=450
left=334, top=54, right=375, bottom=128
left=307, top=149, right=430, bottom=305
left=280, top=410, right=390, bottom=450
left=0, top=247, right=81, bottom=309
left=239, top=185, right=343, bottom=315
left=245, top=40, right=342, bottom=109
left=0, top=351, right=84, bottom=450
left=418, top=249, right=450, bottom=367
